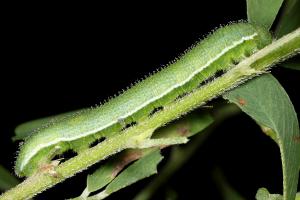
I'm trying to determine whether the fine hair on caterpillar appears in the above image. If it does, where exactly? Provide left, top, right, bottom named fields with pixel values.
left=15, top=22, right=272, bottom=177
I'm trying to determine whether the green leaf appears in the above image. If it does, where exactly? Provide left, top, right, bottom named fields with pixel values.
left=256, top=188, right=283, bottom=200
left=86, top=156, right=122, bottom=194
left=70, top=150, right=147, bottom=200
left=275, top=0, right=300, bottom=37
left=13, top=109, right=85, bottom=141
left=247, top=0, right=284, bottom=29
left=223, top=74, right=300, bottom=200
left=256, top=190, right=300, bottom=200
left=99, top=150, right=163, bottom=199
left=0, top=165, right=19, bottom=191
left=76, top=149, right=160, bottom=200
left=86, top=149, right=148, bottom=195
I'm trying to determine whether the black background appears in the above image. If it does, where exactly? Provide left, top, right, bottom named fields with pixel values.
left=1, top=1, right=299, bottom=199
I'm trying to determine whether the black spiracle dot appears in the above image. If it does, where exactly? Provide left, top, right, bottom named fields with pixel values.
left=175, top=92, right=189, bottom=101
left=89, top=137, right=106, bottom=148
left=197, top=70, right=226, bottom=88
left=204, top=75, right=215, bottom=84
left=52, top=149, right=77, bottom=163
left=231, top=58, right=240, bottom=65
left=198, top=80, right=206, bottom=88
left=149, top=106, right=164, bottom=117
left=214, top=70, right=225, bottom=78
left=121, top=121, right=137, bottom=131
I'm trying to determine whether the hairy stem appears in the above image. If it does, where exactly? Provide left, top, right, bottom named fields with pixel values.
left=0, top=28, right=299, bottom=200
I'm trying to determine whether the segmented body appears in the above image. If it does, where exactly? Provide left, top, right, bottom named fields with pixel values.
left=15, top=22, right=272, bottom=177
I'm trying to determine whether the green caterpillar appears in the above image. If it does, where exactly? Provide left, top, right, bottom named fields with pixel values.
left=15, top=22, right=272, bottom=177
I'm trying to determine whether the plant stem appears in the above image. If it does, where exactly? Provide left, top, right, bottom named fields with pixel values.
left=0, top=28, right=299, bottom=200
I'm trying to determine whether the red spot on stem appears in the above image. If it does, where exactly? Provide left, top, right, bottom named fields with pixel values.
left=238, top=98, right=246, bottom=106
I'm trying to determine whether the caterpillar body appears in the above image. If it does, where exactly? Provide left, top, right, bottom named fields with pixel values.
left=15, top=22, right=272, bottom=177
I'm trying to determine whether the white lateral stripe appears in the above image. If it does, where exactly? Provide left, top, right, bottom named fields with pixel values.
left=20, top=33, right=257, bottom=171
